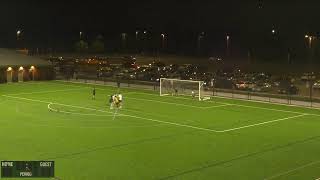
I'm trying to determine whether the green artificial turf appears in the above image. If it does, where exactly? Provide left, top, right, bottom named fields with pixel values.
left=0, top=81, right=320, bottom=180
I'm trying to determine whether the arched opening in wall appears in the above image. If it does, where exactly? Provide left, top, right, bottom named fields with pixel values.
left=18, top=66, right=24, bottom=82
left=6, top=67, right=13, bottom=83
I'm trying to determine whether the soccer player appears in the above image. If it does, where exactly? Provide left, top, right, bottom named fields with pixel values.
left=92, top=87, right=96, bottom=100
left=118, top=94, right=123, bottom=108
left=114, top=95, right=120, bottom=108
left=191, top=90, right=195, bottom=99
left=109, top=95, right=113, bottom=109
left=110, top=94, right=116, bottom=109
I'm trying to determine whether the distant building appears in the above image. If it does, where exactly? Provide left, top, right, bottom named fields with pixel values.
left=0, top=48, right=53, bottom=83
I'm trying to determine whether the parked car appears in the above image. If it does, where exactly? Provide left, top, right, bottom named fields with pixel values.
left=235, top=81, right=255, bottom=90
left=252, top=82, right=272, bottom=92
left=313, top=81, right=320, bottom=89
left=278, top=85, right=299, bottom=95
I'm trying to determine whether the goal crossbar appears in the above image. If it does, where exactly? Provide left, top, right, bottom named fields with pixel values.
left=159, top=78, right=210, bottom=101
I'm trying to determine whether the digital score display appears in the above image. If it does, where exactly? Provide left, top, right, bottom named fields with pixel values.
left=1, top=161, right=54, bottom=178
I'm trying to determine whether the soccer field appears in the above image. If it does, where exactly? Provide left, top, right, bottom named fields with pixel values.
left=1, top=81, right=320, bottom=180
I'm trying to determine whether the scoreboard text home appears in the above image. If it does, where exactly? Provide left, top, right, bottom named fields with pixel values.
left=1, top=161, right=55, bottom=178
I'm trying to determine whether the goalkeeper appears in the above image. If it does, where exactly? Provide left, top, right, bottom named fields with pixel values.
left=191, top=91, right=195, bottom=99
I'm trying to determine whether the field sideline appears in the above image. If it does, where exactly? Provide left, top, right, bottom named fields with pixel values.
left=1, top=81, right=320, bottom=180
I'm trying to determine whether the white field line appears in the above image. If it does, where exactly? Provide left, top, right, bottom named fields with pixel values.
left=54, top=80, right=320, bottom=111
left=263, top=160, right=320, bottom=180
left=215, top=114, right=306, bottom=133
left=51, top=80, right=231, bottom=109
left=2, top=95, right=219, bottom=133
left=4, top=82, right=201, bottom=110
left=132, top=92, right=320, bottom=117
left=47, top=103, right=119, bottom=117
left=4, top=82, right=219, bottom=110
left=44, top=82, right=229, bottom=109
left=54, top=80, right=320, bottom=115
left=4, top=88, right=89, bottom=96
left=3, top=95, right=112, bottom=115
left=126, top=96, right=231, bottom=109
left=20, top=122, right=167, bottom=129
left=2, top=95, right=315, bottom=133
left=214, top=93, right=320, bottom=111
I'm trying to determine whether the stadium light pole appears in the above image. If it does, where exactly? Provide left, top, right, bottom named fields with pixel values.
left=16, top=30, right=22, bottom=49
left=16, top=30, right=21, bottom=40
left=121, top=33, right=127, bottom=51
left=226, top=35, right=230, bottom=56
left=135, top=31, right=139, bottom=53
left=305, top=34, right=316, bottom=64
left=143, top=30, right=148, bottom=53
left=136, top=31, right=139, bottom=40
left=161, top=33, right=166, bottom=49
left=197, top=32, right=205, bottom=53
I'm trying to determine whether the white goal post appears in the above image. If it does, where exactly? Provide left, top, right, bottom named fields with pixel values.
left=159, top=78, right=210, bottom=101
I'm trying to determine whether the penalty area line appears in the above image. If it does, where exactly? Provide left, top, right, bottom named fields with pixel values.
left=2, top=95, right=220, bottom=133
left=126, top=95, right=233, bottom=109
left=47, top=103, right=120, bottom=117
left=2, top=95, right=309, bottom=134
left=216, top=114, right=307, bottom=133
left=119, top=113, right=219, bottom=133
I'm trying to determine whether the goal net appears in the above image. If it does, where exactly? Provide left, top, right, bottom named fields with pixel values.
left=160, top=78, right=210, bottom=101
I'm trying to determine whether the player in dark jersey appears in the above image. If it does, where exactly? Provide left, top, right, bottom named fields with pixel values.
left=92, top=87, right=96, bottom=100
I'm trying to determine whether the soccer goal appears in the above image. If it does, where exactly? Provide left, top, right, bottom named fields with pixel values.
left=159, top=78, right=210, bottom=101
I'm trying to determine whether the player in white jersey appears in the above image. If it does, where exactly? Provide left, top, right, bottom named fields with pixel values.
left=118, top=94, right=123, bottom=108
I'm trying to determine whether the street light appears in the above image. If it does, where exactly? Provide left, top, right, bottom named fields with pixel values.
left=161, top=33, right=166, bottom=49
left=305, top=34, right=315, bottom=48
left=226, top=35, right=230, bottom=56
left=135, top=31, right=139, bottom=40
left=121, top=33, right=127, bottom=50
left=197, top=32, right=205, bottom=51
left=80, top=32, right=83, bottom=39
left=16, top=30, right=22, bottom=40
left=226, top=35, right=230, bottom=48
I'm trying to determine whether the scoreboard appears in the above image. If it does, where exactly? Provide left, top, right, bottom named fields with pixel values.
left=1, top=161, right=54, bottom=178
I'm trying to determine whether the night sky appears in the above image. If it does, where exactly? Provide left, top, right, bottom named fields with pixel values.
left=0, top=1, right=319, bottom=60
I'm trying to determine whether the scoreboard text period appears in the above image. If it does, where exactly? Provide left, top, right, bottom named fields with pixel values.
left=1, top=161, right=54, bottom=178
